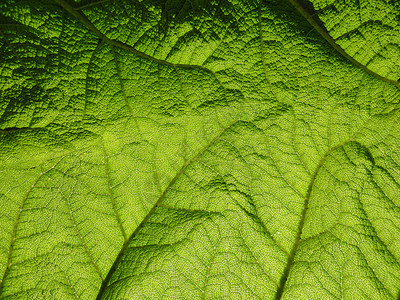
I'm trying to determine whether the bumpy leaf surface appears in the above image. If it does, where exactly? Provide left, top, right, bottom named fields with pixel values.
left=1, top=0, right=400, bottom=299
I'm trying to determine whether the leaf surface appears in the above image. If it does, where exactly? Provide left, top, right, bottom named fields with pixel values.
left=1, top=0, right=400, bottom=299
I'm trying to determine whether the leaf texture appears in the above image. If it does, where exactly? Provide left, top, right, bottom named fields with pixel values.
left=0, top=0, right=400, bottom=299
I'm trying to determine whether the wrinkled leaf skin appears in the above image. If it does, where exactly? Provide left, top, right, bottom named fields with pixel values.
left=1, top=0, right=400, bottom=299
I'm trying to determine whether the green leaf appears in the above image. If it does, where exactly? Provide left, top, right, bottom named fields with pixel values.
left=1, top=0, right=400, bottom=299
left=300, top=0, right=400, bottom=82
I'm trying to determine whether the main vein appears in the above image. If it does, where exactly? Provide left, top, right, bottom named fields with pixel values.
left=274, top=142, right=344, bottom=299
left=95, top=120, right=238, bottom=299
left=0, top=157, right=65, bottom=296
